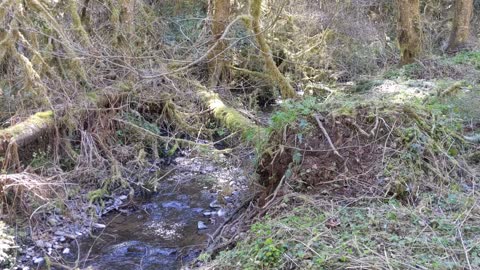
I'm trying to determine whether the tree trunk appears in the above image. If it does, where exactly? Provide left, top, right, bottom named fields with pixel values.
left=208, top=0, right=231, bottom=87
left=67, top=0, right=90, bottom=46
left=250, top=0, right=297, bottom=99
left=447, top=0, right=473, bottom=52
left=396, top=0, right=421, bottom=66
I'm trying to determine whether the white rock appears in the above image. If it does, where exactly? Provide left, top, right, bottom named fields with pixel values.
left=197, top=221, right=208, bottom=230
left=62, top=248, right=70, bottom=254
left=217, top=208, right=227, bottom=217
left=92, top=223, right=107, bottom=229
left=119, top=195, right=128, bottom=200
left=33, top=257, right=44, bottom=264
left=35, top=240, right=45, bottom=248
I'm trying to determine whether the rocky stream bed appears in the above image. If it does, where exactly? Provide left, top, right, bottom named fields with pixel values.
left=14, top=154, right=250, bottom=270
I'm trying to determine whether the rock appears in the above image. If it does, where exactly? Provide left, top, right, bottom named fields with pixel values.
left=92, top=223, right=107, bottom=229
left=119, top=195, right=128, bottom=200
left=217, top=208, right=226, bottom=217
left=55, top=232, right=76, bottom=239
left=45, top=242, right=53, bottom=249
left=47, top=217, right=57, bottom=226
left=197, top=221, right=208, bottom=230
left=62, top=248, right=70, bottom=254
left=33, top=257, right=44, bottom=264
left=202, top=211, right=214, bottom=217
left=35, top=240, right=45, bottom=248
left=209, top=200, right=221, bottom=209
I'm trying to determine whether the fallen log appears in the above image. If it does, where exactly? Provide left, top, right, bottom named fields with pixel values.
left=0, top=111, right=55, bottom=170
left=192, top=80, right=266, bottom=140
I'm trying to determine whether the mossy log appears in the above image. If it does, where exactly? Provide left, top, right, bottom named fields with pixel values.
left=192, top=80, right=265, bottom=139
left=0, top=111, right=55, bottom=170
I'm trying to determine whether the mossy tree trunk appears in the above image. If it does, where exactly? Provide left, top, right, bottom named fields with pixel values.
left=67, top=0, right=91, bottom=46
left=396, top=0, right=422, bottom=66
left=250, top=0, right=297, bottom=99
left=208, top=0, right=231, bottom=87
left=447, top=0, right=473, bottom=52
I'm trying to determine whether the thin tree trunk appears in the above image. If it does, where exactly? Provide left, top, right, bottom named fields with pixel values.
left=396, top=0, right=422, bottom=65
left=250, top=0, right=296, bottom=99
left=208, top=0, right=231, bottom=87
left=447, top=0, right=473, bottom=52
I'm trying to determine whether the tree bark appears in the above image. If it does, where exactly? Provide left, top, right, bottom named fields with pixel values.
left=250, top=0, right=297, bottom=99
left=208, top=0, right=231, bottom=87
left=447, top=0, right=473, bottom=52
left=396, top=0, right=422, bottom=66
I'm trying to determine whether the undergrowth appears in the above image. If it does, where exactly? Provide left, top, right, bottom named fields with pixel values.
left=211, top=194, right=480, bottom=269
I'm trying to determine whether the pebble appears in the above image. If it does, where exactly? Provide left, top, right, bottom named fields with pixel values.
left=203, top=211, right=214, bottom=217
left=92, top=223, right=107, bottom=229
left=47, top=217, right=57, bottom=226
left=197, top=221, right=208, bottom=230
left=32, top=257, right=44, bottom=264
left=62, top=248, right=70, bottom=254
left=119, top=195, right=128, bottom=200
left=209, top=200, right=221, bottom=209
left=217, top=208, right=227, bottom=217
left=35, top=240, right=45, bottom=248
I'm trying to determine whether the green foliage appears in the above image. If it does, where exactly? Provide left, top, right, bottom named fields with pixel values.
left=383, top=63, right=423, bottom=80
left=29, top=148, right=51, bottom=169
left=87, top=188, right=107, bottom=205
left=451, top=51, right=480, bottom=69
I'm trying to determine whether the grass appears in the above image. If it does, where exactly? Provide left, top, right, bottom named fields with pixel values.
left=211, top=192, right=480, bottom=269
left=382, top=50, right=480, bottom=81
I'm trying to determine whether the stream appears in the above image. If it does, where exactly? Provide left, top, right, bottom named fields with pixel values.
left=74, top=156, right=248, bottom=270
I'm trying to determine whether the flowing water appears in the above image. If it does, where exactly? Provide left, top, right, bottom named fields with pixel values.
left=76, top=156, right=247, bottom=270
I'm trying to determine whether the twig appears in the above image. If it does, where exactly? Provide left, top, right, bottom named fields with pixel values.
left=314, top=114, right=343, bottom=159
left=458, top=228, right=473, bottom=270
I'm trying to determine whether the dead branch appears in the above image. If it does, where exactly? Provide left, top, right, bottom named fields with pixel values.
left=314, top=114, right=343, bottom=159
